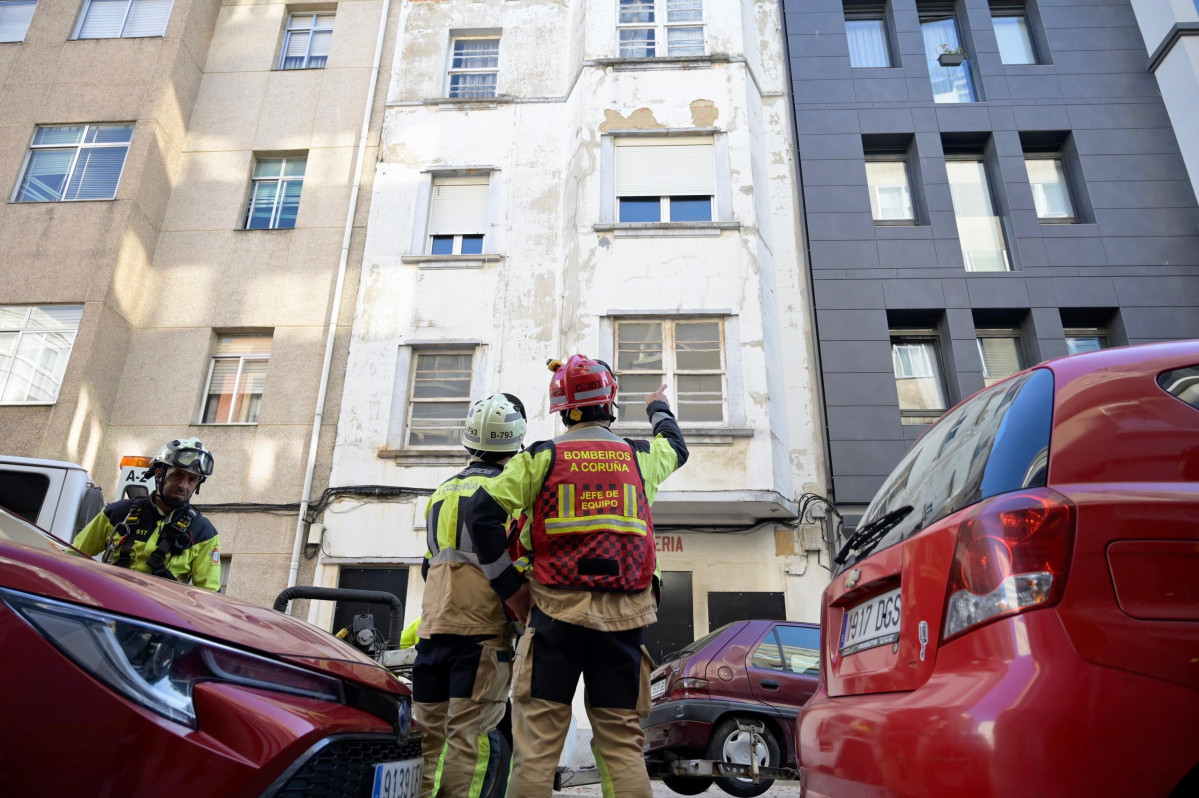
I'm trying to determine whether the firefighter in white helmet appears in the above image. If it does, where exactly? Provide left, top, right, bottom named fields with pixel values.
left=412, top=393, right=528, bottom=797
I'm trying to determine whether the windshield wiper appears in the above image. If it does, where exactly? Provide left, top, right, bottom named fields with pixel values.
left=833, top=505, right=914, bottom=566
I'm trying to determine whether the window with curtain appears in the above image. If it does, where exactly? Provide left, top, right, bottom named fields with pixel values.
left=427, top=175, right=490, bottom=255
left=279, top=13, right=334, bottom=70
left=0, top=305, right=83, bottom=404
left=976, top=332, right=1026, bottom=387
left=920, top=8, right=975, bottom=102
left=946, top=158, right=1010, bottom=271
left=447, top=37, right=500, bottom=98
left=75, top=0, right=173, bottom=39
left=15, top=124, right=133, bottom=202
left=618, top=0, right=704, bottom=58
left=865, top=156, right=915, bottom=222
left=615, top=137, right=715, bottom=223
left=890, top=333, right=948, bottom=424
left=0, top=0, right=37, bottom=43
left=991, top=2, right=1038, bottom=64
left=844, top=4, right=891, bottom=68
left=1064, top=327, right=1108, bottom=355
left=1025, top=156, right=1075, bottom=221
left=201, top=334, right=272, bottom=424
left=614, top=319, right=725, bottom=424
left=407, top=351, right=474, bottom=447
left=245, top=156, right=305, bottom=230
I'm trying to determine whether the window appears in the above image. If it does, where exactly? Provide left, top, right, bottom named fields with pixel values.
left=891, top=331, right=948, bottom=424
left=991, top=2, right=1038, bottom=65
left=14, top=124, right=133, bottom=203
left=618, top=0, right=704, bottom=58
left=427, top=175, right=488, bottom=255
left=865, top=155, right=915, bottom=222
left=1158, top=366, right=1199, bottom=412
left=279, top=13, right=333, bottom=70
left=776, top=625, right=820, bottom=675
left=976, top=330, right=1026, bottom=387
left=333, top=567, right=410, bottom=636
left=407, top=351, right=473, bottom=447
left=75, top=0, right=172, bottom=39
left=1025, top=156, right=1075, bottom=221
left=0, top=0, right=36, bottom=42
left=0, top=470, right=50, bottom=523
left=920, top=6, right=975, bottom=102
left=245, top=156, right=305, bottom=230
left=201, top=334, right=271, bottom=424
left=845, top=3, right=891, bottom=68
left=615, top=138, right=714, bottom=223
left=615, top=319, right=724, bottom=424
left=447, top=37, right=499, bottom=99
left=219, top=556, right=232, bottom=594
left=1064, top=327, right=1107, bottom=355
left=0, top=305, right=82, bottom=404
left=946, top=158, right=1010, bottom=272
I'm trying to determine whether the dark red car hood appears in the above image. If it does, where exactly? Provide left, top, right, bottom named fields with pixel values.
left=0, top=539, right=404, bottom=696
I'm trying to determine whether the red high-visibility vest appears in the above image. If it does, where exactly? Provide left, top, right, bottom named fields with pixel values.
left=529, top=439, right=655, bottom=593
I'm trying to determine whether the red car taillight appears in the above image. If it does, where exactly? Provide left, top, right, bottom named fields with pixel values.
left=942, top=488, right=1075, bottom=642
left=669, top=677, right=709, bottom=700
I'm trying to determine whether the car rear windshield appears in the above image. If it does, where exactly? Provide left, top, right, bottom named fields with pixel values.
left=664, top=623, right=738, bottom=663
left=1158, top=365, right=1199, bottom=411
left=843, top=368, right=1054, bottom=571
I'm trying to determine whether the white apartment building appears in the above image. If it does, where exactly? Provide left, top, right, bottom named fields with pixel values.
left=319, top=0, right=829, bottom=672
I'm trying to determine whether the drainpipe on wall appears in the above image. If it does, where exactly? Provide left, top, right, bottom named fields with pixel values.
left=287, top=0, right=393, bottom=593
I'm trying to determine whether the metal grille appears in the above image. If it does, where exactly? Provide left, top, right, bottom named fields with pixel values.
left=266, top=734, right=423, bottom=798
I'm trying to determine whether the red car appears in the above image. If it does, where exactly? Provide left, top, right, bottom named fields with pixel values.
left=798, top=340, right=1199, bottom=798
left=0, top=506, right=421, bottom=797
left=643, top=618, right=820, bottom=796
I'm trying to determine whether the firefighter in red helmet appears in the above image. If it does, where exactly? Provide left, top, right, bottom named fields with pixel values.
left=463, top=355, right=689, bottom=797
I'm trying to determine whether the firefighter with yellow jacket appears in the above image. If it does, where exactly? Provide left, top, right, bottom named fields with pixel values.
left=463, top=355, right=689, bottom=797
left=414, top=393, right=528, bottom=798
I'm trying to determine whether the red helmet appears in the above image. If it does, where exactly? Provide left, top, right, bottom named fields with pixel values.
left=549, top=354, right=618, bottom=412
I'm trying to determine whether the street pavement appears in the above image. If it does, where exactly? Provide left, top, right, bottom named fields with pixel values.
left=554, top=780, right=804, bottom=796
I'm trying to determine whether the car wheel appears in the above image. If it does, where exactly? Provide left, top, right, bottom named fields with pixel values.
left=662, top=775, right=714, bottom=795
left=705, top=717, right=780, bottom=798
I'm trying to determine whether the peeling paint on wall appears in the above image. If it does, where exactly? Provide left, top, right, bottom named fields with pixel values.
left=599, top=107, right=666, bottom=132
left=690, top=99, right=719, bottom=128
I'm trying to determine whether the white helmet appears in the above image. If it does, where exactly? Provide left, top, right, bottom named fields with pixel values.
left=462, top=393, right=527, bottom=454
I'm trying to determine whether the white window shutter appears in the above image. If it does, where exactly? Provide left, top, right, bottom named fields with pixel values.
left=121, top=0, right=173, bottom=37
left=78, top=0, right=130, bottom=38
left=428, top=178, right=489, bottom=236
left=615, top=140, right=715, bottom=197
left=0, top=1, right=37, bottom=43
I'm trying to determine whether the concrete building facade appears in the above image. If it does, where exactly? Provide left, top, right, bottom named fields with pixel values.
left=783, top=0, right=1199, bottom=516
left=321, top=0, right=830, bottom=668
left=1130, top=0, right=1199, bottom=202
left=0, top=0, right=400, bottom=605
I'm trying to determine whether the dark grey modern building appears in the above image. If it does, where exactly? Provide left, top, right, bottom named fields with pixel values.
left=782, top=0, right=1199, bottom=516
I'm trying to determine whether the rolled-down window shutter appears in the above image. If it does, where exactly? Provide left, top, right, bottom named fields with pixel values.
left=428, top=177, right=490, bottom=236
left=122, top=0, right=173, bottom=37
left=615, top=138, right=715, bottom=197
left=0, top=1, right=38, bottom=43
left=78, top=0, right=129, bottom=38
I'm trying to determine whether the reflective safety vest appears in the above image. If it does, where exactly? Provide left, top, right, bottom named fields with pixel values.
left=529, top=438, right=655, bottom=593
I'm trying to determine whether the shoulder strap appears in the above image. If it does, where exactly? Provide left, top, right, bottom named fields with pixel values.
left=109, top=498, right=154, bottom=568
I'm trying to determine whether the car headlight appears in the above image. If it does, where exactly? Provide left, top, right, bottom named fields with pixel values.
left=1, top=589, right=344, bottom=728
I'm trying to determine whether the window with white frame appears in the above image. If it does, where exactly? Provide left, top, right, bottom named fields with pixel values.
left=407, top=351, right=474, bottom=447
left=201, top=334, right=271, bottom=424
left=1025, top=155, right=1076, bottom=221
left=0, top=0, right=37, bottom=43
left=617, top=0, right=704, bottom=58
left=615, top=137, right=714, bottom=223
left=447, top=37, right=499, bottom=99
left=14, top=124, right=133, bottom=203
left=890, top=331, right=948, bottom=424
left=427, top=175, right=489, bottom=255
left=279, top=13, right=333, bottom=70
left=976, top=329, right=1026, bottom=387
left=0, top=305, right=82, bottom=404
left=245, top=156, right=305, bottom=230
left=865, top=154, right=915, bottom=222
left=75, top=0, right=172, bottom=39
left=614, top=319, right=725, bottom=424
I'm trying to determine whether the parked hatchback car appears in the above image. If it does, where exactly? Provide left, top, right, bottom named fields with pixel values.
left=0, top=506, right=421, bottom=797
left=798, top=341, right=1199, bottom=798
left=643, top=618, right=819, bottom=796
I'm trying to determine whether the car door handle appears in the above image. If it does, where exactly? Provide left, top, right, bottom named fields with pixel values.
left=761, top=679, right=780, bottom=689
